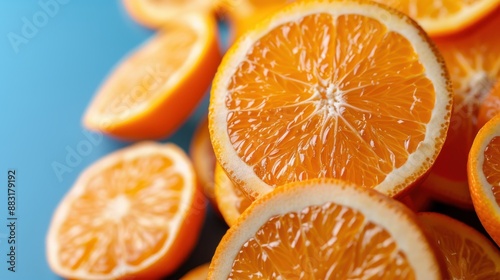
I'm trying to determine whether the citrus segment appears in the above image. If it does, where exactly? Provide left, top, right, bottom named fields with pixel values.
left=209, top=179, right=444, bottom=279
left=46, top=142, right=205, bottom=279
left=418, top=212, right=500, bottom=279
left=210, top=0, right=452, bottom=199
left=469, top=113, right=500, bottom=246
left=214, top=164, right=252, bottom=226
left=84, top=14, right=220, bottom=140
left=373, top=0, right=499, bottom=36
left=421, top=10, right=500, bottom=207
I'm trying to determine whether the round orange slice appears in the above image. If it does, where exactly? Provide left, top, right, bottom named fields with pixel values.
left=418, top=212, right=500, bottom=278
left=468, top=113, right=500, bottom=246
left=84, top=14, right=220, bottom=140
left=209, top=0, right=452, bottom=199
left=373, top=0, right=499, bottom=37
left=421, top=10, right=500, bottom=208
left=181, top=263, right=210, bottom=280
left=123, top=0, right=219, bottom=29
left=46, top=142, right=206, bottom=279
left=190, top=117, right=217, bottom=203
left=478, top=82, right=500, bottom=129
left=214, top=164, right=252, bottom=226
left=208, top=179, right=445, bottom=279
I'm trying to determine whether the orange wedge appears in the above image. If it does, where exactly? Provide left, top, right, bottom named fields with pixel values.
left=421, top=10, right=500, bottom=208
left=372, top=0, right=499, bottom=37
left=478, top=82, right=500, bottom=129
left=214, top=164, right=252, bottom=226
left=418, top=212, right=500, bottom=278
left=84, top=14, right=220, bottom=140
left=209, top=179, right=445, bottom=279
left=181, top=263, right=210, bottom=280
left=209, top=0, right=452, bottom=199
left=468, top=113, right=500, bottom=246
left=46, top=142, right=206, bottom=279
left=190, top=117, right=217, bottom=203
left=123, top=0, right=219, bottom=29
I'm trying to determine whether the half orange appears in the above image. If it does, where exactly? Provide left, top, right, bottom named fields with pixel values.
left=468, top=113, right=500, bottom=246
left=46, top=142, right=205, bottom=279
left=209, top=0, right=452, bottom=199
left=209, top=179, right=445, bottom=279
left=421, top=9, right=500, bottom=208
left=418, top=212, right=500, bottom=278
left=84, top=14, right=220, bottom=140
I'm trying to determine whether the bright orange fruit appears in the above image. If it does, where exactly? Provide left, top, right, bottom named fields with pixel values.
left=209, top=0, right=452, bottom=199
left=209, top=179, right=446, bottom=279
left=84, top=14, right=220, bottom=140
left=421, top=10, right=500, bottom=208
left=418, top=212, right=500, bottom=278
left=468, top=113, right=500, bottom=246
left=373, top=0, right=499, bottom=36
left=214, top=164, right=252, bottom=226
left=46, top=142, right=205, bottom=279
left=190, top=117, right=217, bottom=203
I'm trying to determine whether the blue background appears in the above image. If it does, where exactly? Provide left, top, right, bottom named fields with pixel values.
left=0, top=1, right=228, bottom=279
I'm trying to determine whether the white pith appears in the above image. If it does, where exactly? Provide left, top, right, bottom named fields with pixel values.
left=210, top=181, right=442, bottom=279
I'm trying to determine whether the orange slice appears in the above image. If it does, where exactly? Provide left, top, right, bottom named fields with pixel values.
left=214, top=164, right=252, bottom=226
left=84, top=14, right=220, bottom=140
left=418, top=212, right=500, bottom=278
left=372, top=0, right=499, bottom=37
left=181, top=263, right=210, bottom=280
left=46, top=142, right=206, bottom=279
left=421, top=10, right=500, bottom=208
left=478, top=82, right=500, bottom=129
left=209, top=0, right=453, bottom=199
left=468, top=113, right=500, bottom=246
left=208, top=179, right=445, bottom=279
left=190, top=117, right=217, bottom=203
left=225, top=0, right=292, bottom=41
left=123, top=0, right=219, bottom=29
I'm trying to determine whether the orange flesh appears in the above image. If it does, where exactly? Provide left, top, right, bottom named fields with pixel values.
left=431, top=13, right=500, bottom=182
left=478, top=84, right=500, bottom=129
left=57, top=155, right=183, bottom=273
left=375, top=0, right=485, bottom=20
left=93, top=25, right=197, bottom=119
left=230, top=202, right=414, bottom=279
left=226, top=13, right=434, bottom=188
left=484, top=136, right=500, bottom=207
left=233, top=184, right=252, bottom=214
left=420, top=214, right=500, bottom=279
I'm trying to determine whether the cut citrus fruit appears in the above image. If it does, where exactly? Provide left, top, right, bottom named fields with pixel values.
left=209, top=0, right=452, bottom=199
left=84, top=14, right=220, bottom=140
left=208, top=179, right=445, bottom=279
left=123, top=0, right=219, bottom=29
left=478, top=82, right=500, bottom=129
left=418, top=212, right=500, bottom=278
left=190, top=117, right=217, bottom=203
left=421, top=10, right=500, bottom=208
left=225, top=0, right=292, bottom=41
left=372, top=0, right=499, bottom=37
left=468, top=113, right=500, bottom=246
left=214, top=163, right=252, bottom=226
left=46, top=142, right=206, bottom=279
left=181, top=263, right=210, bottom=280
